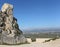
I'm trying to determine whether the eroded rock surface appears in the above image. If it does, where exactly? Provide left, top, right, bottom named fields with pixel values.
left=0, top=3, right=27, bottom=44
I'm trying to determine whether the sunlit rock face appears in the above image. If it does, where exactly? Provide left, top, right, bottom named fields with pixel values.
left=0, top=3, right=27, bottom=44
left=1, top=3, right=13, bottom=13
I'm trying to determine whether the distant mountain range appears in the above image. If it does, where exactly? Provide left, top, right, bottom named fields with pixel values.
left=23, top=28, right=60, bottom=34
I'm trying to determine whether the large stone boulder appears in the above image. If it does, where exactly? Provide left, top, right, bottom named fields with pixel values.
left=0, top=3, right=27, bottom=44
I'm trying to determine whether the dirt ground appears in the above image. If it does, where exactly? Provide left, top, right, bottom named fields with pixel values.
left=0, top=38, right=60, bottom=47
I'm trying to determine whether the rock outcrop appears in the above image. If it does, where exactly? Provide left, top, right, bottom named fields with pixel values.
left=0, top=3, right=27, bottom=44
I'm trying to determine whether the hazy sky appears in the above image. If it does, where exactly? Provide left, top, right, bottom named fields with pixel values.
left=0, top=0, right=60, bottom=30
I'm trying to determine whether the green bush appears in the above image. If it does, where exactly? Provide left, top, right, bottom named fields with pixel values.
left=50, top=37, right=59, bottom=41
left=31, top=37, right=36, bottom=42
left=44, top=39, right=50, bottom=43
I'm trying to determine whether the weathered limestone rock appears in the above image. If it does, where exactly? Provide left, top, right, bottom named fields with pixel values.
left=0, top=3, right=27, bottom=44
left=1, top=3, right=13, bottom=13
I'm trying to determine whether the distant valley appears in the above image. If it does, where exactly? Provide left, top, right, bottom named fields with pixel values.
left=23, top=28, right=60, bottom=38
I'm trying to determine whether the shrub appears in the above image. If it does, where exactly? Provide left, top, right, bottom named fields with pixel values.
left=50, top=37, right=59, bottom=41
left=44, top=39, right=50, bottom=43
left=31, top=37, right=36, bottom=42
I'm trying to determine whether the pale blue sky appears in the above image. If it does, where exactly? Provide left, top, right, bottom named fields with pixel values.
left=0, top=0, right=60, bottom=30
